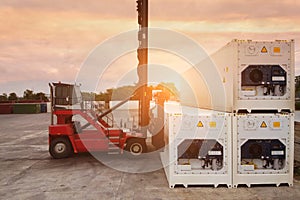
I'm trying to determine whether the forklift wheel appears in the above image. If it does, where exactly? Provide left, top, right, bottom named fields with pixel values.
left=50, top=137, right=73, bottom=159
left=125, top=138, right=147, bottom=156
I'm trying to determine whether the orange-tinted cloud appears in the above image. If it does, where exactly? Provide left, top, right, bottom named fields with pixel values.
left=151, top=0, right=300, bottom=21
left=0, top=0, right=299, bottom=95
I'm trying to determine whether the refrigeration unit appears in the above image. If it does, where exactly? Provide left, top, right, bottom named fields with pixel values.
left=161, top=108, right=232, bottom=188
left=232, top=112, right=294, bottom=187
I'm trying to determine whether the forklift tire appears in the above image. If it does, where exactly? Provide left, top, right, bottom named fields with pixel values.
left=49, top=137, right=73, bottom=159
left=125, top=138, right=147, bottom=156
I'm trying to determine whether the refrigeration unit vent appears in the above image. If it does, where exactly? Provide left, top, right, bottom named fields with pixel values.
left=241, top=65, right=287, bottom=97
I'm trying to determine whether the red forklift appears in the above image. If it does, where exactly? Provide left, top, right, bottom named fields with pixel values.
left=48, top=82, right=147, bottom=159
left=49, top=0, right=165, bottom=159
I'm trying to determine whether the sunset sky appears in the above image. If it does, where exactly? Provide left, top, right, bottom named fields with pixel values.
left=0, top=0, right=299, bottom=96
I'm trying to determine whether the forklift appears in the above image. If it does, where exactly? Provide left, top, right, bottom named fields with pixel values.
left=48, top=82, right=147, bottom=158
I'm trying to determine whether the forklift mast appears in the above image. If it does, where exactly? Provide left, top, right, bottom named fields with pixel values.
left=136, top=0, right=150, bottom=138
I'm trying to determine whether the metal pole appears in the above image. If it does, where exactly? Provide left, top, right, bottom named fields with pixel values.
left=137, top=0, right=150, bottom=138
left=49, top=83, right=54, bottom=125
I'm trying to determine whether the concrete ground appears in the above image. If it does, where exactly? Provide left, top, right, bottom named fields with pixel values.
left=0, top=114, right=300, bottom=200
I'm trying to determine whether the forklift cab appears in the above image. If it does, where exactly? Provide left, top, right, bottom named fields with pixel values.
left=50, top=82, right=83, bottom=109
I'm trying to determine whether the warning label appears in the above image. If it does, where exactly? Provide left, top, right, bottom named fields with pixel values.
left=273, top=121, right=281, bottom=128
left=260, top=121, right=267, bottom=128
left=273, top=47, right=281, bottom=53
left=197, top=121, right=204, bottom=127
left=261, top=46, right=268, bottom=53
left=209, top=121, right=217, bottom=128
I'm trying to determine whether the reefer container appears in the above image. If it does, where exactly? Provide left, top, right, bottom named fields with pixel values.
left=183, top=39, right=295, bottom=113
left=232, top=112, right=294, bottom=187
left=161, top=107, right=232, bottom=188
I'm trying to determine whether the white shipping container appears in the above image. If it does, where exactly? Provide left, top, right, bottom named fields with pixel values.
left=161, top=107, right=232, bottom=188
left=182, top=39, right=295, bottom=113
left=232, top=113, right=294, bottom=187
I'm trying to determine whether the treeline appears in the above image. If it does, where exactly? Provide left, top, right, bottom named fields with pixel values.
left=81, top=82, right=180, bottom=102
left=0, top=89, right=49, bottom=102
left=0, top=82, right=179, bottom=103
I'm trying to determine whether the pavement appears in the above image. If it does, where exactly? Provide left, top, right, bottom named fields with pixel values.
left=0, top=113, right=300, bottom=200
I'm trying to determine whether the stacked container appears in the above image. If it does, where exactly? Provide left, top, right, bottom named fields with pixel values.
left=216, top=40, right=295, bottom=187
left=161, top=39, right=295, bottom=188
left=161, top=108, right=232, bottom=188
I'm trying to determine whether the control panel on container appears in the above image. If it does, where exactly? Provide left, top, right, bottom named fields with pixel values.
left=240, top=65, right=287, bottom=99
left=240, top=139, right=286, bottom=171
left=176, top=139, right=224, bottom=172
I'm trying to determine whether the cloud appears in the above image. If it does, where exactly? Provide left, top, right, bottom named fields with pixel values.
left=0, top=7, right=138, bottom=94
left=0, top=0, right=299, bottom=95
left=0, top=0, right=136, bottom=19
left=150, top=0, right=300, bottom=21
left=2, top=0, right=300, bottom=21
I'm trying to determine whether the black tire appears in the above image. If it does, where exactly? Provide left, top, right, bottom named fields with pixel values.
left=49, top=137, right=73, bottom=159
left=125, top=138, right=147, bottom=156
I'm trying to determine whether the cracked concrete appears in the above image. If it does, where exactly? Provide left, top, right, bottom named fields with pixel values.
left=0, top=113, right=300, bottom=200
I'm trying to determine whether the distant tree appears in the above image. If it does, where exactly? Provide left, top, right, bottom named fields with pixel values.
left=0, top=93, right=8, bottom=101
left=155, top=82, right=180, bottom=101
left=106, top=89, right=113, bottom=102
left=23, top=89, right=34, bottom=100
left=95, top=92, right=106, bottom=102
left=8, top=92, right=18, bottom=101
left=83, top=82, right=180, bottom=103
left=111, top=85, right=136, bottom=100
left=81, top=92, right=96, bottom=101
left=35, top=92, right=49, bottom=101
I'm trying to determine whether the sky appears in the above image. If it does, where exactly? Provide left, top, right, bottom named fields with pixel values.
left=0, top=0, right=300, bottom=96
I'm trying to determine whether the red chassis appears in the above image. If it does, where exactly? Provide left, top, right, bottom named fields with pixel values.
left=49, top=108, right=147, bottom=159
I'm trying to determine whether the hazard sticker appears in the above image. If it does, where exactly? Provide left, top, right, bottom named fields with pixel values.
left=197, top=121, right=204, bottom=127
left=260, top=121, right=267, bottom=128
left=261, top=46, right=268, bottom=53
